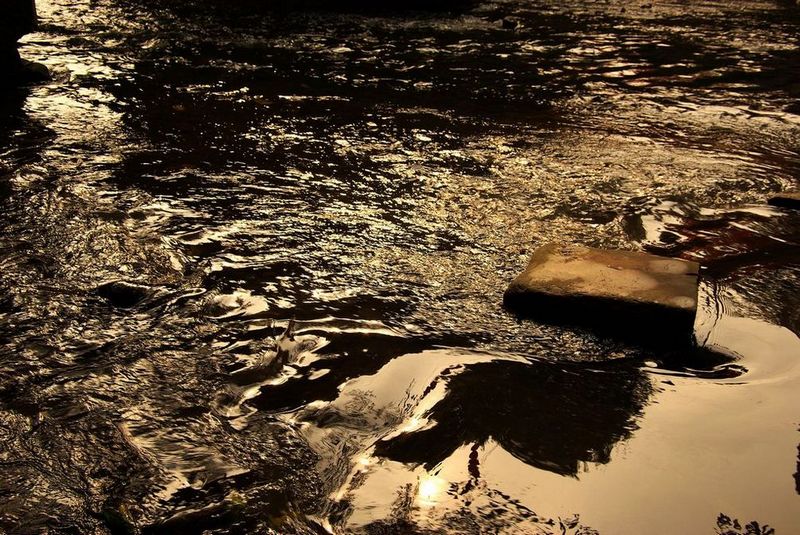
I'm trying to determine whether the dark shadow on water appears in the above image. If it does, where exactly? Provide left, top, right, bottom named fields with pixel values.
left=374, top=358, right=651, bottom=477
left=715, top=513, right=776, bottom=535
left=504, top=293, right=698, bottom=352
left=795, top=439, right=800, bottom=495
left=245, top=331, right=450, bottom=413
left=0, top=87, right=48, bottom=171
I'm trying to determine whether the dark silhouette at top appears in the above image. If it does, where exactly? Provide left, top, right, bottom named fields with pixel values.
left=1, top=0, right=48, bottom=86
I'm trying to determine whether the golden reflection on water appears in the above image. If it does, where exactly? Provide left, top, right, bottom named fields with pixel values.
left=416, top=473, right=447, bottom=508
left=306, top=310, right=800, bottom=533
left=4, top=0, right=800, bottom=533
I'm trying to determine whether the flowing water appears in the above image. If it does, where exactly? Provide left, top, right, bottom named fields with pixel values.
left=1, top=0, right=799, bottom=533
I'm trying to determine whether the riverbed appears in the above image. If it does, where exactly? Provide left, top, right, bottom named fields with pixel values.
left=1, top=0, right=798, bottom=533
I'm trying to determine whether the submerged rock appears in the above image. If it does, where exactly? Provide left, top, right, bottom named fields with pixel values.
left=96, top=281, right=152, bottom=309
left=504, top=244, right=699, bottom=344
left=768, top=191, right=800, bottom=210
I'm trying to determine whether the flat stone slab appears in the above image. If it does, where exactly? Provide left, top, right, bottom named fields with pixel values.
left=504, top=244, right=700, bottom=344
left=767, top=191, right=800, bottom=210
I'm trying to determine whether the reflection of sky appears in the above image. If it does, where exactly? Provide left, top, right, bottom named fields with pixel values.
left=332, top=325, right=800, bottom=533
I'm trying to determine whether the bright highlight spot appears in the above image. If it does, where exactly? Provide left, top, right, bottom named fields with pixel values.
left=417, top=474, right=446, bottom=507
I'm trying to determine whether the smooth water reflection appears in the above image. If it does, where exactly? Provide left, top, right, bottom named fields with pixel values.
left=1, top=0, right=799, bottom=533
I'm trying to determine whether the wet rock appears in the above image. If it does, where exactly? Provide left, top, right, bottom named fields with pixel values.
left=0, top=56, right=51, bottom=87
left=96, top=281, right=152, bottom=309
left=0, top=0, right=48, bottom=87
left=768, top=191, right=800, bottom=210
left=15, top=58, right=50, bottom=83
left=501, top=18, right=519, bottom=30
left=504, top=244, right=699, bottom=344
left=1, top=0, right=36, bottom=42
left=100, top=505, right=137, bottom=535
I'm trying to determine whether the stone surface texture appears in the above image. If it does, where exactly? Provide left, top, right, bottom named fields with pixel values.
left=504, top=243, right=700, bottom=342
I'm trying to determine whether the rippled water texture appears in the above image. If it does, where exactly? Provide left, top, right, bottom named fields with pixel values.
left=1, top=0, right=799, bottom=533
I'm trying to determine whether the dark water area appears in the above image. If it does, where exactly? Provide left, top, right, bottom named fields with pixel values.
left=1, top=0, right=799, bottom=533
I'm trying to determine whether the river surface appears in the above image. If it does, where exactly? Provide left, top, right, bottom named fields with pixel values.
left=1, top=0, right=799, bottom=533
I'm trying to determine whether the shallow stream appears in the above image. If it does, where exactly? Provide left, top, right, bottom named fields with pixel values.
left=1, top=0, right=799, bottom=533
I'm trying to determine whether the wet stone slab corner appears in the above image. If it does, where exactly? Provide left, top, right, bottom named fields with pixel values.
left=768, top=191, right=800, bottom=210
left=504, top=244, right=700, bottom=345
